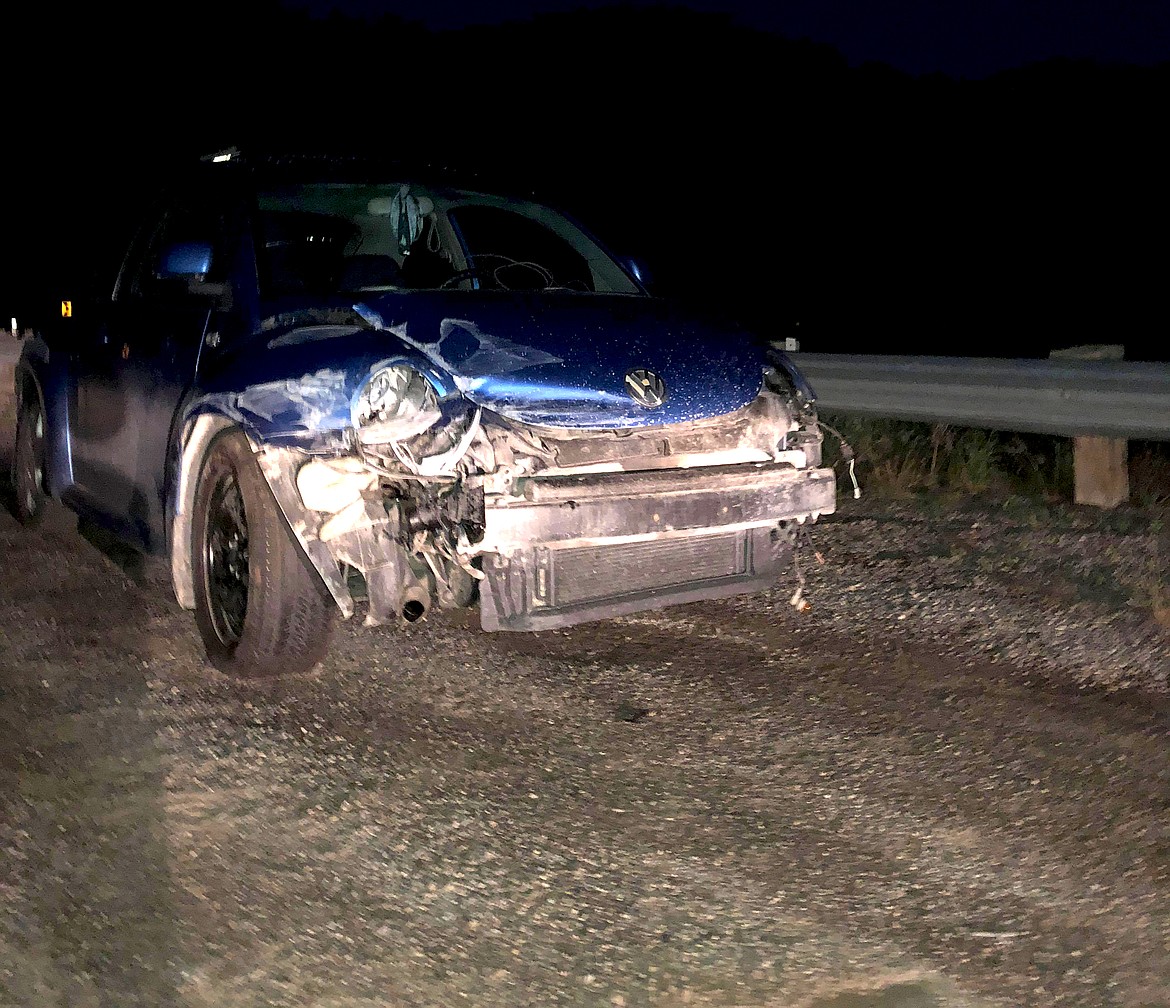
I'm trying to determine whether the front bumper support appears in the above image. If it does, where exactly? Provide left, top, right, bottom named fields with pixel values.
left=478, top=462, right=836, bottom=631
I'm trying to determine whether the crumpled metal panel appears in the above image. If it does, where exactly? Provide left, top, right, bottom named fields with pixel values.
left=350, top=290, right=767, bottom=428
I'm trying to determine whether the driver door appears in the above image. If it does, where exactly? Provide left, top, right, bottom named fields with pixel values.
left=69, top=196, right=230, bottom=552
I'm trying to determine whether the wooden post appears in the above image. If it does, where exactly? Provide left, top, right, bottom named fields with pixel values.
left=1049, top=344, right=1129, bottom=509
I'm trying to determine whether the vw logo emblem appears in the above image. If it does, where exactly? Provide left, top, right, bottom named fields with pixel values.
left=624, top=368, right=667, bottom=408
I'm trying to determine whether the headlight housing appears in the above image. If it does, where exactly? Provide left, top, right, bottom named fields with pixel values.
left=763, top=348, right=818, bottom=417
left=352, top=364, right=441, bottom=443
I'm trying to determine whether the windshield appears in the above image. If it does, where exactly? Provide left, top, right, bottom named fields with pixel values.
left=254, top=182, right=642, bottom=300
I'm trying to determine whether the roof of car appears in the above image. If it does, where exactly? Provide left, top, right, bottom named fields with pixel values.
left=198, top=146, right=538, bottom=202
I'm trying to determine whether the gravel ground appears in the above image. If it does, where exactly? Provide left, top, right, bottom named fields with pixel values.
left=1, top=385, right=1168, bottom=1007
left=758, top=493, right=1169, bottom=696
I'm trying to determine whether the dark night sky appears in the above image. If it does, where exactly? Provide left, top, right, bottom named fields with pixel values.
left=293, top=0, right=1170, bottom=78
left=4, top=0, right=1168, bottom=359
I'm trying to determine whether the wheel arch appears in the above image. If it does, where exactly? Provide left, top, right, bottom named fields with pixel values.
left=14, top=340, right=76, bottom=498
left=12, top=331, right=55, bottom=416
left=170, top=412, right=238, bottom=609
left=14, top=361, right=44, bottom=415
left=170, top=410, right=355, bottom=619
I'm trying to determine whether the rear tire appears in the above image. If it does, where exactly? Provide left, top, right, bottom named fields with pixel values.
left=13, top=398, right=48, bottom=526
left=192, top=428, right=336, bottom=678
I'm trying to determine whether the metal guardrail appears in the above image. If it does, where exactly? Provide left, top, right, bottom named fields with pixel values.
left=787, top=353, right=1170, bottom=441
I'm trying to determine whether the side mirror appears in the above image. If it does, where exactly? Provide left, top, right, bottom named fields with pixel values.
left=156, top=241, right=232, bottom=309
left=157, top=241, right=214, bottom=279
left=623, top=256, right=653, bottom=291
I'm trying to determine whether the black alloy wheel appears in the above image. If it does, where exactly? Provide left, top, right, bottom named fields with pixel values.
left=204, top=466, right=250, bottom=647
left=192, top=428, right=336, bottom=678
left=13, top=399, right=48, bottom=525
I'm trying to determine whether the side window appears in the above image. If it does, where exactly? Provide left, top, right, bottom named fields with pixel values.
left=110, top=212, right=159, bottom=304
left=117, top=198, right=231, bottom=303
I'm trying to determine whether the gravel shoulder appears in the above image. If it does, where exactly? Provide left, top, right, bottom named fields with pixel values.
left=1, top=383, right=1168, bottom=1007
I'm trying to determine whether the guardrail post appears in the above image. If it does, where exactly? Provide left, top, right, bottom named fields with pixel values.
left=1050, top=345, right=1129, bottom=509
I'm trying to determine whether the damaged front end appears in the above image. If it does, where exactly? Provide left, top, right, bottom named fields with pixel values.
left=194, top=317, right=838, bottom=633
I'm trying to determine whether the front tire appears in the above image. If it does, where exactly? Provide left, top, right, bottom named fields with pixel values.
left=192, top=429, right=336, bottom=678
left=13, top=398, right=48, bottom=526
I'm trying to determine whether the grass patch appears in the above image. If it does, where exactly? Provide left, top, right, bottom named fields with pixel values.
left=820, top=412, right=1170, bottom=515
left=1132, top=527, right=1170, bottom=631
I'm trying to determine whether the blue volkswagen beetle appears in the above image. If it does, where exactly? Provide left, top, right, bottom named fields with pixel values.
left=12, top=149, right=837, bottom=677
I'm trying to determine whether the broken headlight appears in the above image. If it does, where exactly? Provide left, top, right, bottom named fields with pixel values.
left=352, top=364, right=442, bottom=444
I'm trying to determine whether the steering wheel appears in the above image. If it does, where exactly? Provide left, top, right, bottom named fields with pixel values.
left=440, top=254, right=554, bottom=290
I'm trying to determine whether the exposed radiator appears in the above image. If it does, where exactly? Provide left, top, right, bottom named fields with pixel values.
left=539, top=530, right=748, bottom=607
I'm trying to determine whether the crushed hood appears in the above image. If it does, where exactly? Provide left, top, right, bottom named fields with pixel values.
left=356, top=290, right=765, bottom=428
left=195, top=292, right=771, bottom=446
